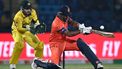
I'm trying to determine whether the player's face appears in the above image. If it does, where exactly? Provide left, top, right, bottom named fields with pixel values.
left=61, top=15, right=69, bottom=22
left=63, top=7, right=70, bottom=22
left=23, top=9, right=31, bottom=16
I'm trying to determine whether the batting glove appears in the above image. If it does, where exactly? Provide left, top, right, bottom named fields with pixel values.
left=78, top=23, right=85, bottom=33
left=82, top=26, right=92, bottom=34
left=78, top=23, right=85, bottom=30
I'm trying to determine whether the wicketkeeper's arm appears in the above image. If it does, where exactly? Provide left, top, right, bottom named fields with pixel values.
left=28, top=21, right=46, bottom=34
left=30, top=9, right=46, bottom=34
left=14, top=18, right=28, bottom=33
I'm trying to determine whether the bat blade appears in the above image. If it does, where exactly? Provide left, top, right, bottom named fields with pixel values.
left=92, top=29, right=115, bottom=38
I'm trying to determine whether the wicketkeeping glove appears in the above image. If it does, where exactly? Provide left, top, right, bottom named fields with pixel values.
left=30, top=22, right=46, bottom=34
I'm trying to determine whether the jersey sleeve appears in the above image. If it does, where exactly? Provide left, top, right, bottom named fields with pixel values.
left=52, top=21, right=67, bottom=34
left=31, top=9, right=39, bottom=23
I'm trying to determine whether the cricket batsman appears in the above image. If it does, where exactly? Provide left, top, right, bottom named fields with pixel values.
left=49, top=5, right=104, bottom=69
left=9, top=0, right=45, bottom=69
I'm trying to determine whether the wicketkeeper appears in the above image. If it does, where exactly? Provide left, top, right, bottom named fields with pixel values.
left=10, top=0, right=46, bottom=69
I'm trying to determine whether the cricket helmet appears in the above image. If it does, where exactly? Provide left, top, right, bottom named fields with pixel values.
left=59, top=5, right=71, bottom=16
left=21, top=0, right=32, bottom=9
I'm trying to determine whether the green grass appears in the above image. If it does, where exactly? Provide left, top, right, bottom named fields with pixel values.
left=0, top=64, right=122, bottom=69
left=0, top=64, right=31, bottom=69
left=65, top=64, right=122, bottom=69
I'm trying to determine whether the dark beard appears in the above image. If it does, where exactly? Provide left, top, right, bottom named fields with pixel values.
left=57, top=14, right=68, bottom=22
left=62, top=17, right=67, bottom=22
left=23, top=11, right=31, bottom=16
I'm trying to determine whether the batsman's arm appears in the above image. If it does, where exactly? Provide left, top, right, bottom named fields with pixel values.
left=68, top=19, right=80, bottom=28
left=68, top=19, right=92, bottom=35
left=57, top=27, right=80, bottom=37
left=69, top=19, right=114, bottom=38
left=68, top=18, right=86, bottom=31
left=64, top=30, right=80, bottom=37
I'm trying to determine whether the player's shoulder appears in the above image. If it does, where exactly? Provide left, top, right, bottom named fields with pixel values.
left=31, top=9, right=35, bottom=12
left=52, top=17, right=62, bottom=27
left=14, top=10, right=23, bottom=19
left=15, top=10, right=22, bottom=16
left=31, top=9, right=37, bottom=14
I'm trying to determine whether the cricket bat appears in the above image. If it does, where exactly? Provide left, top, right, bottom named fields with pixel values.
left=92, top=29, right=115, bottom=38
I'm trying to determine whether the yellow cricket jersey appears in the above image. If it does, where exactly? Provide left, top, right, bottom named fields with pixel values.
left=11, top=9, right=39, bottom=33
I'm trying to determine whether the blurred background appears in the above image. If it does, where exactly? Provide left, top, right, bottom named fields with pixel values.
left=0, top=0, right=122, bottom=69
left=0, top=0, right=122, bottom=32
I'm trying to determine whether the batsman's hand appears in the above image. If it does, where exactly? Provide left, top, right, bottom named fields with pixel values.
left=79, top=25, right=92, bottom=35
left=78, top=23, right=85, bottom=30
left=82, top=27, right=92, bottom=34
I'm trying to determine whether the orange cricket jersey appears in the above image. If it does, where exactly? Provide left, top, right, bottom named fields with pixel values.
left=49, top=16, right=68, bottom=42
